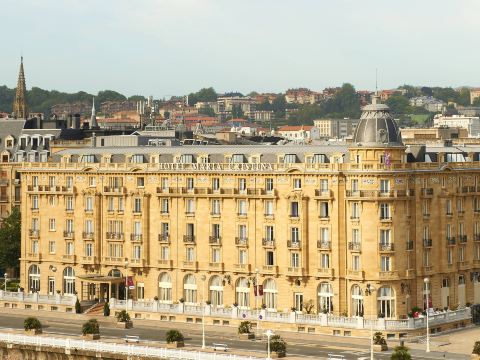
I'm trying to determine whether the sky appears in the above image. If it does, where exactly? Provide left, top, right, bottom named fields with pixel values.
left=2, top=0, right=480, bottom=97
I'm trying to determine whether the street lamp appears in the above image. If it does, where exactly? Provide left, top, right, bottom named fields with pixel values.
left=124, top=261, right=129, bottom=313
left=4, top=273, right=7, bottom=292
left=424, top=277, right=430, bottom=353
left=201, top=274, right=206, bottom=349
left=365, top=284, right=376, bottom=360
left=255, top=268, right=260, bottom=337
left=265, top=329, right=274, bottom=360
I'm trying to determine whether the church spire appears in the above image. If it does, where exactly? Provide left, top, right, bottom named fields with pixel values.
left=13, top=57, right=28, bottom=119
left=90, top=96, right=98, bottom=128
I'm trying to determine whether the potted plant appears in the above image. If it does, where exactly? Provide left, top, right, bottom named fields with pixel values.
left=154, top=296, right=159, bottom=301
left=24, top=317, right=42, bottom=335
left=166, top=329, right=184, bottom=348
left=206, top=300, right=212, bottom=306
left=233, top=302, right=238, bottom=307
left=179, top=298, right=185, bottom=303
left=75, top=299, right=82, bottom=314
left=238, top=321, right=255, bottom=340
left=82, top=319, right=100, bottom=340
left=391, top=345, right=411, bottom=360
left=373, top=332, right=388, bottom=351
left=269, top=334, right=286, bottom=358
left=472, top=341, right=480, bottom=360
left=116, top=310, right=133, bottom=329
left=103, top=302, right=110, bottom=317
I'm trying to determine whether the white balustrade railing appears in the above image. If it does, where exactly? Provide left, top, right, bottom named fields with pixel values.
left=0, top=332, right=260, bottom=360
left=0, top=290, right=77, bottom=306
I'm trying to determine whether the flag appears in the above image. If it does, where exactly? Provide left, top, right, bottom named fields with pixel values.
left=127, top=276, right=135, bottom=290
left=254, top=285, right=263, bottom=297
left=384, top=151, right=391, bottom=167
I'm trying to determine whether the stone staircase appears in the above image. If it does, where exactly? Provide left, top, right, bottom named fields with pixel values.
left=84, top=302, right=105, bottom=316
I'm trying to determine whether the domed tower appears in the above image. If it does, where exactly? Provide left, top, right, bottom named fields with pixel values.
left=349, top=95, right=406, bottom=165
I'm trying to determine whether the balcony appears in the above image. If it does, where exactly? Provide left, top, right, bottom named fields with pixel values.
left=379, top=271, right=399, bottom=280
left=262, top=238, right=275, bottom=247
left=446, top=237, right=456, bottom=246
left=233, top=263, right=251, bottom=273
left=316, top=268, right=334, bottom=278
left=0, top=195, right=8, bottom=202
left=458, top=210, right=465, bottom=216
left=81, top=256, right=98, bottom=264
left=82, top=232, right=94, bottom=240
left=348, top=242, right=361, bottom=252
left=185, top=211, right=195, bottom=217
left=181, top=261, right=198, bottom=271
left=380, top=216, right=392, bottom=222
left=350, top=215, right=360, bottom=221
left=315, top=189, right=333, bottom=198
left=130, top=234, right=143, bottom=242
left=183, top=235, right=195, bottom=243
left=406, top=241, right=414, bottom=250
left=458, top=235, right=467, bottom=244
left=347, top=269, right=364, bottom=280
left=405, top=269, right=416, bottom=278
left=422, top=266, right=434, bottom=275
left=63, top=231, right=75, bottom=239
left=157, top=259, right=173, bottom=269
left=378, top=243, right=394, bottom=252
left=423, top=239, right=432, bottom=248
left=261, top=265, right=278, bottom=274
left=103, top=186, right=126, bottom=194
left=345, top=189, right=414, bottom=199
left=130, top=258, right=147, bottom=267
left=26, top=253, right=41, bottom=261
left=209, top=236, right=221, bottom=245
left=317, top=240, right=331, bottom=250
left=458, top=261, right=470, bottom=270
left=235, top=237, right=248, bottom=246
left=103, top=257, right=125, bottom=265
left=106, top=232, right=124, bottom=240
left=62, top=254, right=76, bottom=264
left=287, top=240, right=301, bottom=249
left=158, top=234, right=170, bottom=243
left=27, top=185, right=75, bottom=194
left=29, top=229, right=39, bottom=238
left=208, top=262, right=224, bottom=272
left=287, top=267, right=305, bottom=276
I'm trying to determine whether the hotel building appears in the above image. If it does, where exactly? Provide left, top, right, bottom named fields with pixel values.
left=19, top=96, right=480, bottom=319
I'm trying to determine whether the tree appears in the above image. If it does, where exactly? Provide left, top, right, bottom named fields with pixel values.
left=386, top=94, right=411, bottom=115
left=231, top=104, right=244, bottom=118
left=0, top=207, right=20, bottom=275
left=420, top=87, right=433, bottom=97
left=473, top=97, right=480, bottom=106
left=95, top=90, right=127, bottom=106
left=128, top=95, right=146, bottom=102
left=391, top=345, right=411, bottom=360
left=187, top=87, right=217, bottom=105
left=198, top=106, right=215, bottom=117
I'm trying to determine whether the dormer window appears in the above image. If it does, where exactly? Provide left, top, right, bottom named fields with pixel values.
left=81, top=155, right=95, bottom=163
left=310, top=154, right=327, bottom=163
left=178, top=154, right=194, bottom=164
left=130, top=154, right=144, bottom=163
left=231, top=154, right=245, bottom=164
left=283, top=154, right=297, bottom=164
left=5, top=136, right=14, bottom=148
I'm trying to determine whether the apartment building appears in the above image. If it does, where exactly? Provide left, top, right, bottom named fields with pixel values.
left=313, top=119, right=359, bottom=139
left=18, top=96, right=480, bottom=320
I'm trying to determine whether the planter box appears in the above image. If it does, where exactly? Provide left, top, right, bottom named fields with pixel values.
left=166, top=341, right=184, bottom=348
left=271, top=352, right=286, bottom=358
left=373, top=344, right=388, bottom=352
left=83, top=333, right=100, bottom=340
left=239, top=333, right=255, bottom=340
left=25, top=329, right=42, bottom=335
left=116, top=321, right=133, bottom=329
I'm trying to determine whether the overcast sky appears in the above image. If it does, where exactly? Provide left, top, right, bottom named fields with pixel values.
left=2, top=0, right=479, bottom=97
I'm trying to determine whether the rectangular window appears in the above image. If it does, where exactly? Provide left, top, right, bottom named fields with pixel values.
left=238, top=178, right=247, bottom=191
left=66, top=176, right=73, bottom=189
left=423, top=250, right=430, bottom=267
left=238, top=199, right=247, bottom=215
left=352, top=228, right=360, bottom=243
left=133, top=221, right=142, bottom=236
left=211, top=248, right=221, bottom=263
left=161, top=222, right=169, bottom=236
left=265, top=178, right=274, bottom=192
left=137, top=177, right=145, bottom=188
left=85, top=197, right=93, bottom=211
left=108, top=243, right=123, bottom=258
left=380, top=229, right=391, bottom=245
left=380, top=179, right=390, bottom=193
left=320, top=179, right=328, bottom=192
left=132, top=245, right=141, bottom=259
left=49, top=218, right=56, bottom=231
left=446, top=199, right=452, bottom=215
left=351, top=179, right=359, bottom=192
left=352, top=255, right=360, bottom=270
left=178, top=154, right=194, bottom=164
left=459, top=246, right=465, bottom=262
left=85, top=219, right=93, bottom=234
left=48, top=241, right=56, bottom=254
left=265, top=226, right=274, bottom=241
left=88, top=176, right=95, bottom=187
left=381, top=256, right=391, bottom=271
left=291, top=201, right=299, bottom=217
left=212, top=199, right=221, bottom=215
left=186, top=247, right=195, bottom=261
left=283, top=154, right=296, bottom=163
left=186, top=199, right=195, bottom=214
left=134, top=198, right=142, bottom=213
left=321, top=253, right=330, bottom=268
left=186, top=177, right=194, bottom=190
left=186, top=223, right=195, bottom=237
left=161, top=177, right=169, bottom=191
left=212, top=178, right=220, bottom=191
left=320, top=228, right=329, bottom=242
left=351, top=202, right=360, bottom=219
left=107, top=197, right=115, bottom=211
left=32, top=195, right=39, bottom=210
left=266, top=250, right=274, bottom=265
left=238, top=225, right=247, bottom=240
left=118, top=197, right=124, bottom=211
left=447, top=248, right=453, bottom=264
left=48, top=176, right=56, bottom=187
left=32, top=176, right=38, bottom=188
left=48, top=196, right=56, bottom=206
left=319, top=202, right=329, bottom=218
left=291, top=227, right=300, bottom=242
left=85, top=243, right=93, bottom=257
left=380, top=203, right=390, bottom=220
left=239, top=249, right=247, bottom=264
left=66, top=241, right=74, bottom=255
left=291, top=252, right=300, bottom=268
left=65, top=219, right=74, bottom=233
left=66, top=196, right=74, bottom=211
left=161, top=199, right=169, bottom=214
left=136, top=283, right=145, bottom=300
left=293, top=178, right=301, bottom=190
left=212, top=224, right=221, bottom=239
left=423, top=200, right=430, bottom=216
left=265, top=200, right=274, bottom=216
left=161, top=246, right=170, bottom=260
left=231, top=154, right=245, bottom=163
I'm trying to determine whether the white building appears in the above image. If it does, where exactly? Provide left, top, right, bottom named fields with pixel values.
left=433, top=114, right=480, bottom=137
left=313, top=118, right=359, bottom=139
left=409, top=96, right=444, bottom=112
left=277, top=125, right=320, bottom=141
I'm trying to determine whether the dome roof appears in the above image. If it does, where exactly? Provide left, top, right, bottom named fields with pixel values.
left=352, top=96, right=403, bottom=147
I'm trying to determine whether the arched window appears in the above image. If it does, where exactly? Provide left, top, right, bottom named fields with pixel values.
left=183, top=274, right=197, bottom=304
left=377, top=286, right=395, bottom=318
left=263, top=279, right=277, bottom=310
left=63, top=267, right=76, bottom=295
left=318, top=282, right=333, bottom=313
left=158, top=272, right=172, bottom=303
left=351, top=285, right=364, bottom=317
left=28, top=265, right=40, bottom=293
left=108, top=269, right=122, bottom=277
left=459, top=275, right=466, bottom=285
left=209, top=276, right=223, bottom=307
left=235, top=278, right=250, bottom=309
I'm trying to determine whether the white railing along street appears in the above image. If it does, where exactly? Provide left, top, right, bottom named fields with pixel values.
left=0, top=332, right=261, bottom=360
left=0, top=290, right=77, bottom=306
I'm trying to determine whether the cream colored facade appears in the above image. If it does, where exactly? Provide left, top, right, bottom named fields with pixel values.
left=18, top=144, right=480, bottom=320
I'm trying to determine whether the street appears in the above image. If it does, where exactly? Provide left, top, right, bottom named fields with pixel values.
left=0, top=310, right=469, bottom=360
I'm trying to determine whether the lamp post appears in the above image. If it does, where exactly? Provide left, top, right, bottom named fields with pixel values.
left=365, top=284, right=376, bottom=360
left=255, top=268, right=259, bottom=337
left=4, top=273, right=7, bottom=292
left=201, top=274, right=206, bottom=349
left=124, top=261, right=129, bottom=313
left=424, top=277, right=430, bottom=353
left=265, top=329, right=274, bottom=360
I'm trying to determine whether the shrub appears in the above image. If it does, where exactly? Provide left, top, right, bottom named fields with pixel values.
left=166, top=330, right=184, bottom=343
left=82, top=319, right=100, bottom=335
left=391, top=345, right=411, bottom=360
left=373, top=332, right=387, bottom=345
left=206, top=300, right=211, bottom=305
left=179, top=298, right=185, bottom=303
left=103, top=302, right=110, bottom=317
left=378, top=312, right=385, bottom=318
left=269, top=335, right=287, bottom=354
left=116, top=310, right=131, bottom=323
left=290, top=306, right=297, bottom=312
left=24, top=317, right=42, bottom=331
left=75, top=299, right=82, bottom=314
left=261, top=304, right=267, bottom=309
left=233, top=302, right=238, bottom=307
left=153, top=296, right=159, bottom=301
left=238, top=321, right=252, bottom=334
left=473, top=341, right=480, bottom=355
